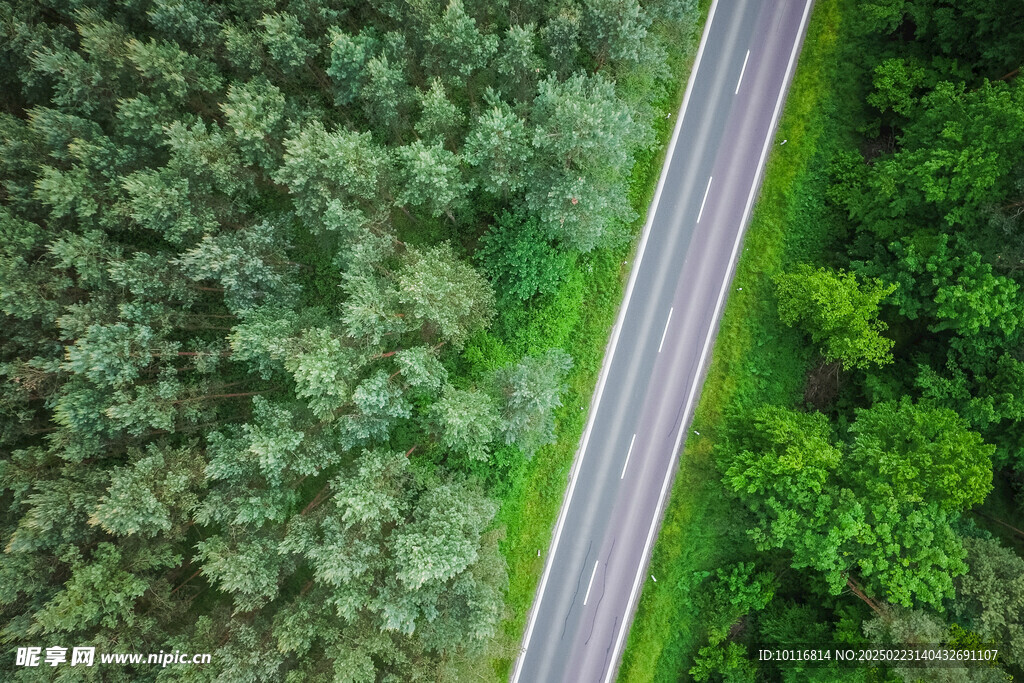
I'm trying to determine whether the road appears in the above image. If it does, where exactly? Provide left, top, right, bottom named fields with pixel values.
left=509, top=1, right=814, bottom=681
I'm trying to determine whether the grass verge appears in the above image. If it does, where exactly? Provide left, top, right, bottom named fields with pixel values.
left=617, top=1, right=861, bottom=680
left=478, top=3, right=714, bottom=680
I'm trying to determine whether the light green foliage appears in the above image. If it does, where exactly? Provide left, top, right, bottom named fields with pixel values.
left=723, top=406, right=840, bottom=501
left=496, top=24, right=543, bottom=100
left=327, top=28, right=371, bottom=106
left=582, top=0, right=652, bottom=65
left=339, top=271, right=409, bottom=346
left=775, top=264, right=896, bottom=370
left=361, top=53, right=415, bottom=133
left=690, top=641, right=756, bottom=683
left=954, top=537, right=1024, bottom=669
left=464, top=99, right=533, bottom=196
left=848, top=399, right=994, bottom=513
left=275, top=121, right=388, bottom=226
left=723, top=402, right=992, bottom=608
left=33, top=542, right=178, bottom=634
left=492, top=348, right=573, bottom=456
left=5, top=464, right=109, bottom=554
left=221, top=21, right=264, bottom=75
left=415, top=78, right=465, bottom=145
left=164, top=119, right=247, bottom=197
left=430, top=385, right=500, bottom=461
left=393, top=482, right=496, bottom=590
left=62, top=323, right=173, bottom=388
left=885, top=236, right=1022, bottom=339
left=90, top=442, right=205, bottom=537
left=198, top=532, right=290, bottom=611
left=125, top=37, right=223, bottom=99
left=423, top=0, right=498, bottom=83
left=687, top=562, right=773, bottom=682
left=176, top=220, right=298, bottom=313
left=848, top=80, right=1024, bottom=228
left=931, top=252, right=1020, bottom=338
left=723, top=406, right=853, bottom=591
left=394, top=346, right=447, bottom=394
left=393, top=140, right=468, bottom=216
left=220, top=77, right=285, bottom=170
left=867, top=57, right=928, bottom=117
left=238, top=399, right=319, bottom=483
left=278, top=449, right=505, bottom=655
left=344, top=369, right=413, bottom=447
left=528, top=73, right=639, bottom=250
left=708, top=562, right=776, bottom=625
left=121, top=167, right=214, bottom=244
left=397, top=242, right=495, bottom=348
left=258, top=12, right=317, bottom=74
left=330, top=449, right=410, bottom=529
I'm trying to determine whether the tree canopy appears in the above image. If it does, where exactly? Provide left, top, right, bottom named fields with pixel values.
left=0, top=0, right=691, bottom=676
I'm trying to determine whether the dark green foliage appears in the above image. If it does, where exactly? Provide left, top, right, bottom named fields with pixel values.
left=477, top=210, right=572, bottom=303
left=686, top=562, right=774, bottom=682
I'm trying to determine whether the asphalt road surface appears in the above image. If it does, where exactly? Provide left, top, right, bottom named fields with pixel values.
left=509, top=1, right=814, bottom=681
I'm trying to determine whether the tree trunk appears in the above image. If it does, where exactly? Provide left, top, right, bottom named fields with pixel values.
left=972, top=510, right=1024, bottom=539
left=997, top=67, right=1019, bottom=81
left=845, top=576, right=886, bottom=617
left=172, top=390, right=271, bottom=405
left=301, top=482, right=332, bottom=516
left=170, top=568, right=203, bottom=596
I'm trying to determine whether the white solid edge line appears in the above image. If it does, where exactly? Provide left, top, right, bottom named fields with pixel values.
left=620, top=434, right=638, bottom=480
left=508, top=1, right=723, bottom=680
left=735, top=49, right=750, bottom=94
left=657, top=307, right=674, bottom=353
left=583, top=561, right=600, bottom=606
left=696, top=176, right=713, bottom=223
left=601, top=2, right=815, bottom=682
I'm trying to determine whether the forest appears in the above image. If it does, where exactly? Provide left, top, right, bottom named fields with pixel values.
left=0, top=0, right=699, bottom=680
left=620, top=0, right=1024, bottom=681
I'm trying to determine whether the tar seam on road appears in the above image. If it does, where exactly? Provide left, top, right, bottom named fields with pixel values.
left=657, top=307, right=673, bottom=353
left=697, top=176, right=713, bottom=223
left=600, top=1, right=815, bottom=681
left=507, top=0, right=725, bottom=678
left=583, top=561, right=600, bottom=606
left=620, top=434, right=637, bottom=480
left=562, top=541, right=593, bottom=640
left=735, top=49, right=750, bottom=94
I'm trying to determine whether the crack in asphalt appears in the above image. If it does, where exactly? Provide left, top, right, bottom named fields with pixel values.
left=562, top=540, right=593, bottom=640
